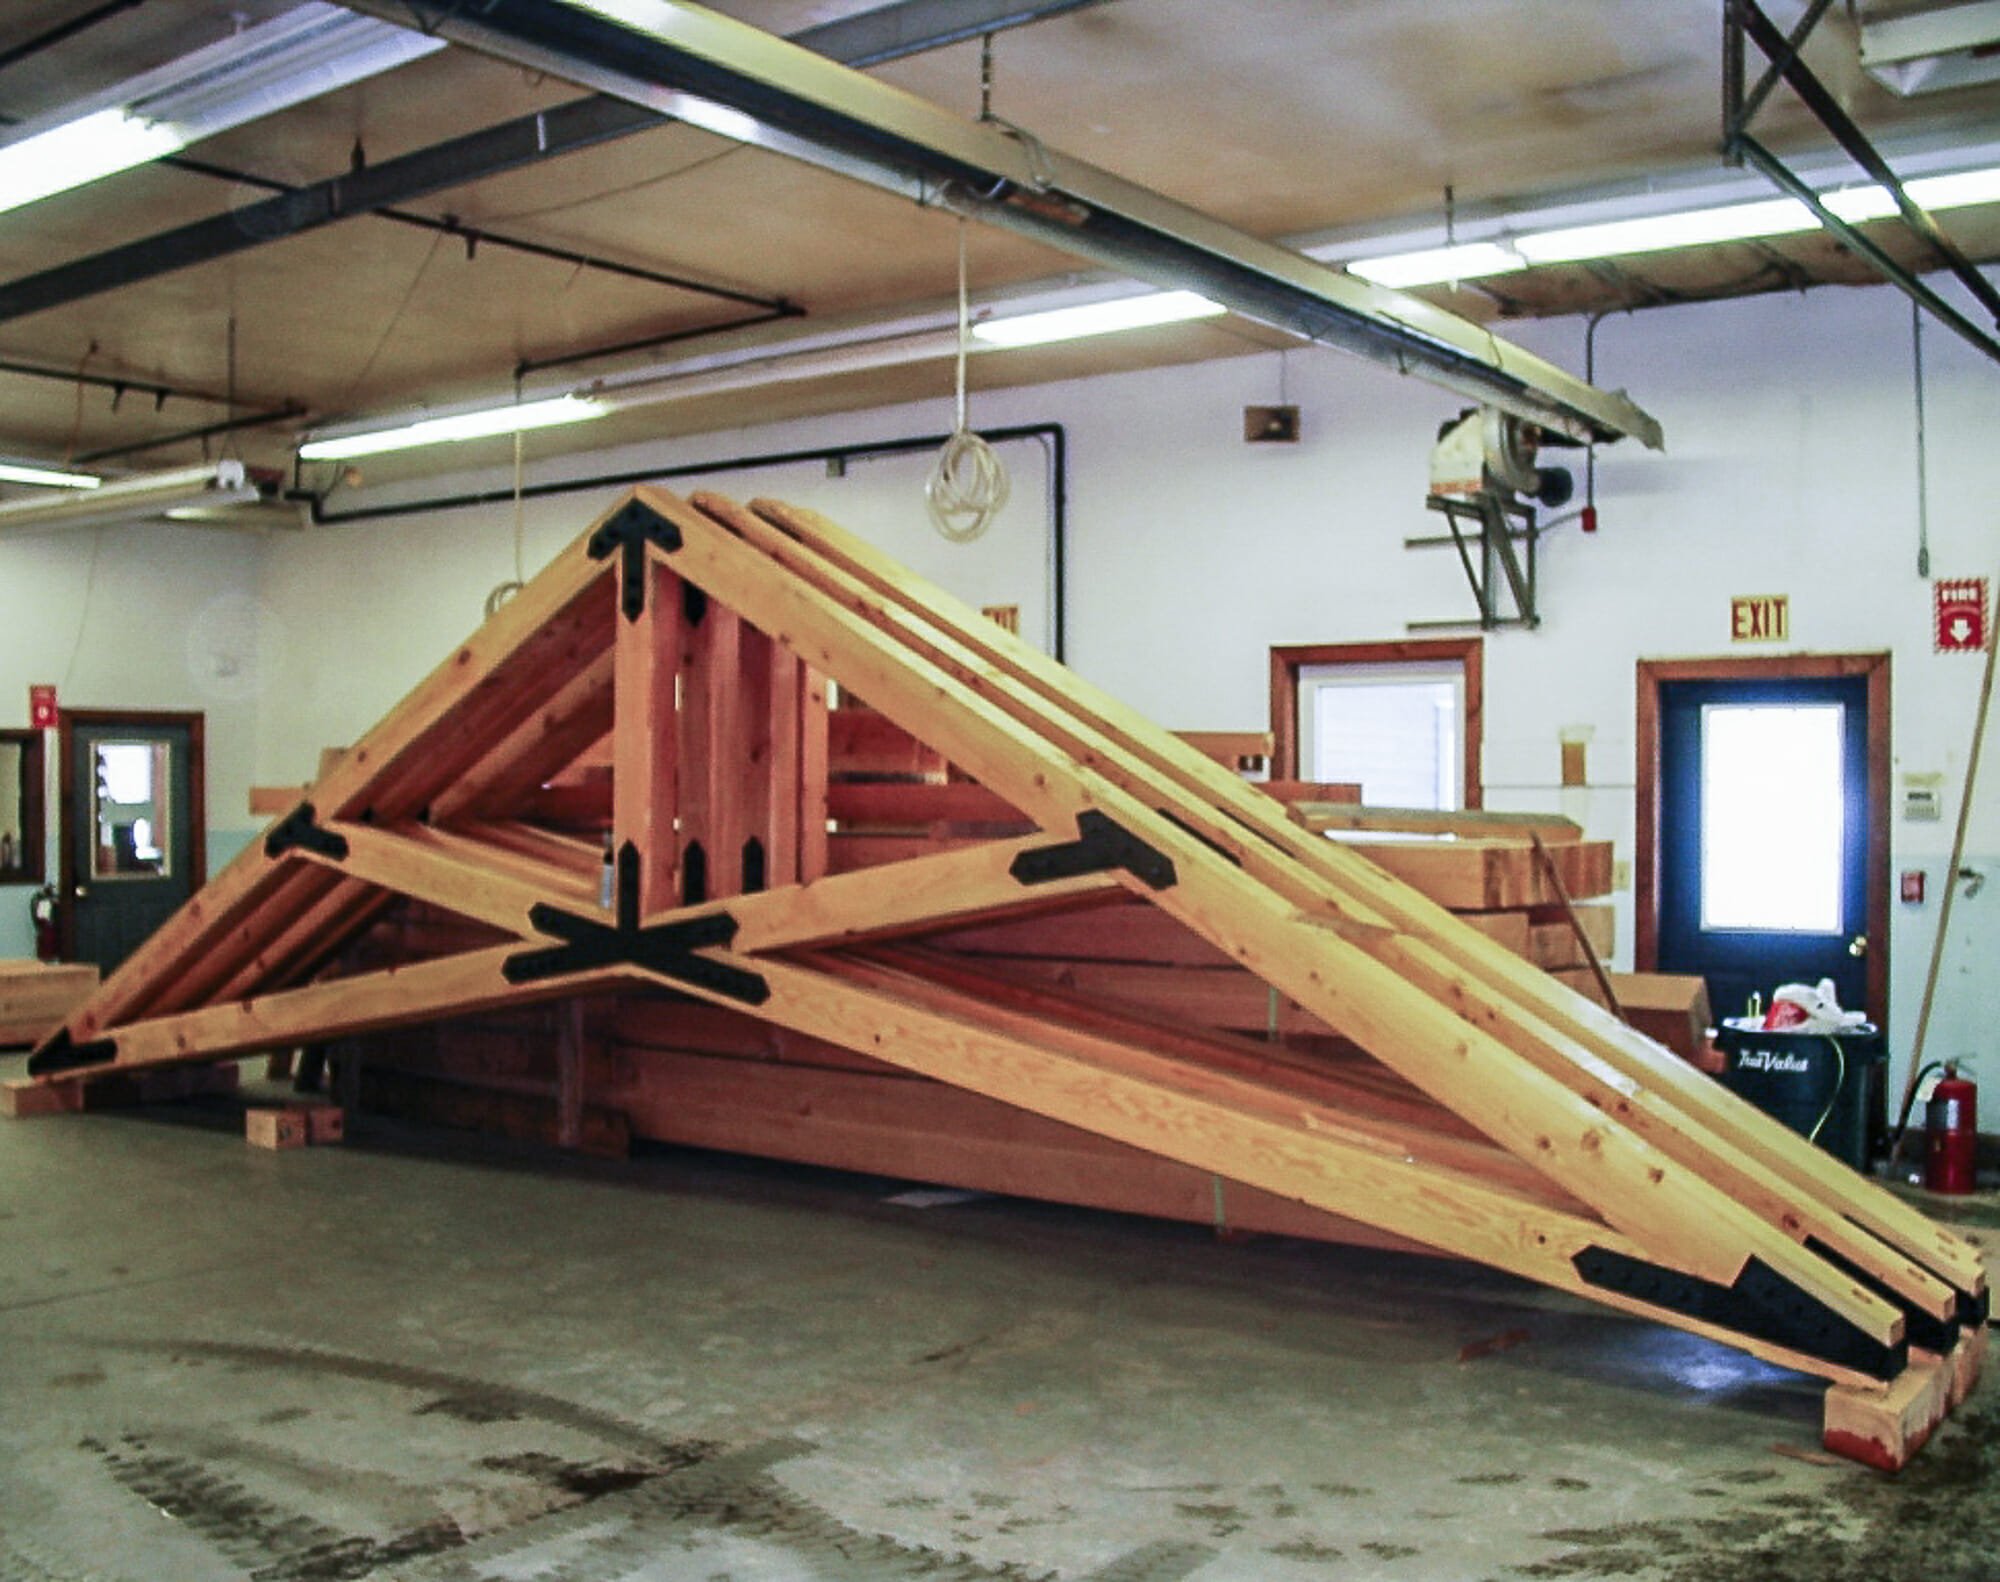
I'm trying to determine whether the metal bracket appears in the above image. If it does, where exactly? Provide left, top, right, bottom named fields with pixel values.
left=1722, top=0, right=2000, bottom=368
left=27, top=1026, right=119, bottom=1077
left=264, top=802, right=351, bottom=862
left=503, top=840, right=768, bottom=1004
left=1010, top=811, right=1177, bottom=891
left=587, top=497, right=683, bottom=621
left=1411, top=492, right=1539, bottom=632
left=1574, top=1245, right=1906, bottom=1381
left=1804, top=1237, right=1959, bottom=1354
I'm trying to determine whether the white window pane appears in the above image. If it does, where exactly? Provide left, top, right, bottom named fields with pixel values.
left=1700, top=703, right=1844, bottom=933
left=1307, top=676, right=1460, bottom=809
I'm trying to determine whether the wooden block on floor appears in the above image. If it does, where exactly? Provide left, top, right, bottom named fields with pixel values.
left=301, top=1103, right=345, bottom=1145
left=1823, top=1355, right=1953, bottom=1471
left=1606, top=972, right=1714, bottom=1061
left=245, top=1106, right=309, bottom=1151
left=1, top=1077, right=84, bottom=1118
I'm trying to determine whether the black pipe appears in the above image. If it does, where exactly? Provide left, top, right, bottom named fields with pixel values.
left=303, top=421, right=1070, bottom=660
left=515, top=308, right=801, bottom=380
left=74, top=403, right=305, bottom=464
left=0, top=0, right=145, bottom=75
left=0, top=355, right=227, bottom=406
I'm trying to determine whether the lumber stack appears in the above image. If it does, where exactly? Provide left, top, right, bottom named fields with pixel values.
left=12, top=486, right=1983, bottom=1469
left=0, top=961, right=100, bottom=1048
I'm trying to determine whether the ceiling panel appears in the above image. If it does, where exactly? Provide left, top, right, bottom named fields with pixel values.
left=0, top=0, right=1993, bottom=490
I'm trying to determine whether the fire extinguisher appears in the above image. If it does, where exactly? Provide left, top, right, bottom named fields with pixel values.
left=29, top=884, right=58, bottom=962
left=1925, top=1061, right=1979, bottom=1196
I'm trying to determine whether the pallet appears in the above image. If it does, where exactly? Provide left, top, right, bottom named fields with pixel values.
left=19, top=485, right=1984, bottom=1467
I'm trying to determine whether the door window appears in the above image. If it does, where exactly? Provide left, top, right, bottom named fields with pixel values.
left=92, top=739, right=173, bottom=879
left=1699, top=702, right=1845, bottom=934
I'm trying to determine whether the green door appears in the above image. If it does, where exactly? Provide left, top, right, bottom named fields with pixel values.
left=65, top=716, right=201, bottom=973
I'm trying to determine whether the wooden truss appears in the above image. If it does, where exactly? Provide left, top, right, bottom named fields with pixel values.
left=18, top=487, right=1986, bottom=1467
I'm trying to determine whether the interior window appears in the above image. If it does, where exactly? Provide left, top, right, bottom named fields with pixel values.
left=1299, top=661, right=1465, bottom=810
left=93, top=739, right=173, bottom=879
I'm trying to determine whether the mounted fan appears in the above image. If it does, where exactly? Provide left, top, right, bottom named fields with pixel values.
left=1418, top=407, right=1581, bottom=631
left=1430, top=406, right=1574, bottom=508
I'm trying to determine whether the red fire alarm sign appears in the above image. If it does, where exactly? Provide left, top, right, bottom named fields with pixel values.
left=1902, top=870, right=1926, bottom=905
left=1936, top=578, right=1989, bottom=653
left=27, top=683, right=56, bottom=729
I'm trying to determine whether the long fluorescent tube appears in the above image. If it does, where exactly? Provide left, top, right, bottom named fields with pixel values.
left=0, top=5, right=441, bottom=218
left=1348, top=242, right=1525, bottom=288
left=970, top=290, right=1227, bottom=348
left=298, top=395, right=611, bottom=461
left=0, top=461, right=257, bottom=533
left=0, top=460, right=101, bottom=490
left=1350, top=163, right=2000, bottom=283
left=0, top=110, right=188, bottom=214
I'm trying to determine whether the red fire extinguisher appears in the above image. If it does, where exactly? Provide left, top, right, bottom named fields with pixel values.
left=1925, top=1062, right=1978, bottom=1196
left=30, top=885, right=58, bottom=962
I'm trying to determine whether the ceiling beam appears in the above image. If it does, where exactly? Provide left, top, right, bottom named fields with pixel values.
left=0, top=95, right=660, bottom=326
left=339, top=0, right=1662, bottom=447
left=0, top=0, right=1093, bottom=329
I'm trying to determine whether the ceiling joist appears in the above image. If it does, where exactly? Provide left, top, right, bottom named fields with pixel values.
left=340, top=0, right=1665, bottom=449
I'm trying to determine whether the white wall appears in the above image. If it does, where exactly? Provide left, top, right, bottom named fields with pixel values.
left=0, top=523, right=267, bottom=958
left=3, top=276, right=1994, bottom=1104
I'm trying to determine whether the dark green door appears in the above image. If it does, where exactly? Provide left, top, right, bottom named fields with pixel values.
left=1657, top=676, right=1870, bottom=1024
left=65, top=716, right=201, bottom=973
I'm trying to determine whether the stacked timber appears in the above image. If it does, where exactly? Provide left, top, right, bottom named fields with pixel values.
left=0, top=961, right=100, bottom=1048
left=14, top=485, right=1982, bottom=1469
left=324, top=706, right=1620, bottom=1209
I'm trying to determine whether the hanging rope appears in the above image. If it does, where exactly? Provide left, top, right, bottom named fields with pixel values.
left=926, top=216, right=1008, bottom=543
left=485, top=387, right=529, bottom=617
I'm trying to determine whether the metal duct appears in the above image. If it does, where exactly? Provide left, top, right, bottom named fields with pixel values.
left=337, top=0, right=1664, bottom=449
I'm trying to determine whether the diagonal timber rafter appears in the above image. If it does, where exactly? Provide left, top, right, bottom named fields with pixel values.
left=18, top=482, right=1983, bottom=1466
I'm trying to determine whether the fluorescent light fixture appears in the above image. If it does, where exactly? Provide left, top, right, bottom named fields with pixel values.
left=298, top=395, right=611, bottom=461
left=970, top=290, right=1227, bottom=348
left=0, top=4, right=441, bottom=218
left=0, top=109, right=188, bottom=214
left=1862, top=0, right=2000, bottom=96
left=1513, top=197, right=1818, bottom=263
left=1341, top=161, right=2000, bottom=280
left=0, top=459, right=101, bottom=490
left=0, top=461, right=257, bottom=533
left=1348, top=241, right=1526, bottom=289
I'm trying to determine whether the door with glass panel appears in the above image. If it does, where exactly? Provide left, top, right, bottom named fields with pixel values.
left=1653, top=674, right=1872, bottom=1024
left=60, top=712, right=204, bottom=973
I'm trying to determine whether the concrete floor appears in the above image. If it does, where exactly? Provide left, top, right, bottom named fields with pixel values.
left=2, top=1061, right=1997, bottom=1582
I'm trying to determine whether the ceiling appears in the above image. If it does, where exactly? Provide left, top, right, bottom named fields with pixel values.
left=1, top=0, right=1996, bottom=493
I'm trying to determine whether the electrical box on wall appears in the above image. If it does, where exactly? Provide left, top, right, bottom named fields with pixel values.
left=1243, top=404, right=1300, bottom=443
left=1902, top=772, right=1944, bottom=822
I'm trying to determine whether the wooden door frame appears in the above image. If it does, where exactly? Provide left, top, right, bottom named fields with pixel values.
left=0, top=727, right=47, bottom=885
left=56, top=709, right=206, bottom=962
left=1634, top=652, right=1889, bottom=1023
left=1269, top=637, right=1483, bottom=806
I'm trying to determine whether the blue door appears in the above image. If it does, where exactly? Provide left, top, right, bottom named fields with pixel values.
left=1657, top=675, right=1870, bottom=1025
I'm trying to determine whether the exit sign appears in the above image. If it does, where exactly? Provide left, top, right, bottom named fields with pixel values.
left=1730, top=595, right=1789, bottom=643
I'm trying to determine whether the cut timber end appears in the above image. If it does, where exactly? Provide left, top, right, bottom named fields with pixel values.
left=1824, top=1354, right=1959, bottom=1472
left=1, top=1077, right=84, bottom=1118
left=1946, top=1323, right=1986, bottom=1409
left=301, top=1103, right=346, bottom=1145
left=245, top=1106, right=309, bottom=1151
